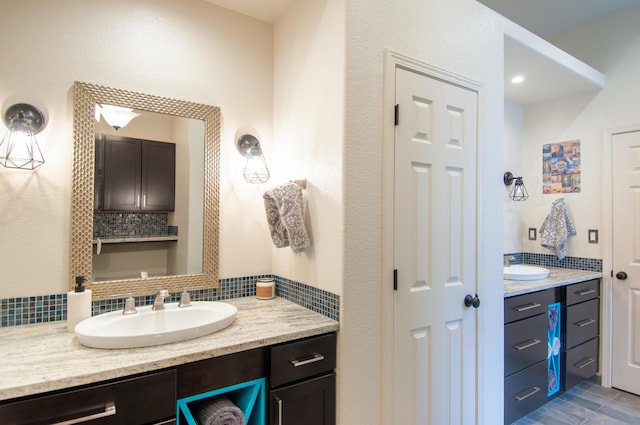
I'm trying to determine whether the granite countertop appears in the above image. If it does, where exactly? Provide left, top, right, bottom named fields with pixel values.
left=0, top=297, right=339, bottom=402
left=504, top=266, right=603, bottom=298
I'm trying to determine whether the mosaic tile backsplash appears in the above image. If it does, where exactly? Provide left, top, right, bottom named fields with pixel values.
left=93, top=212, right=170, bottom=238
left=1, top=275, right=340, bottom=327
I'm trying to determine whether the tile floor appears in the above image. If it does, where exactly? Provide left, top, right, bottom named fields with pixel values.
left=513, top=379, right=640, bottom=424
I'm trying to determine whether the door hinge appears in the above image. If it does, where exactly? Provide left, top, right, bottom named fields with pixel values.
left=393, top=269, right=398, bottom=290
left=394, top=104, right=399, bottom=126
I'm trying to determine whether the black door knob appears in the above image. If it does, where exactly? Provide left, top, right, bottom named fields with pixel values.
left=616, top=271, right=628, bottom=280
left=464, top=294, right=480, bottom=308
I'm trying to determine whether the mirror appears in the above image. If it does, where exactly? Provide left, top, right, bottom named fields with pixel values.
left=71, top=82, right=220, bottom=300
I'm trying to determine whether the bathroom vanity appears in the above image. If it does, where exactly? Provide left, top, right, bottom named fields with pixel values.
left=0, top=297, right=339, bottom=425
left=504, top=268, right=602, bottom=424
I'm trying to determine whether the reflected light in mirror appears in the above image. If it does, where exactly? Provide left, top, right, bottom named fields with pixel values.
left=96, top=104, right=141, bottom=130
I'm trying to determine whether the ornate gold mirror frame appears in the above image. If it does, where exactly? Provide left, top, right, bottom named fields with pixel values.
left=71, top=82, right=220, bottom=299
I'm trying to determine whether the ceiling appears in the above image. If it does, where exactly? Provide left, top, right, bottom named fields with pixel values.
left=202, top=0, right=640, bottom=106
left=479, top=0, right=640, bottom=106
left=478, top=0, right=640, bottom=40
left=203, top=0, right=295, bottom=23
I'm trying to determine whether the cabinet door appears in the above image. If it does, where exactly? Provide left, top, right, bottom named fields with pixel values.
left=103, top=136, right=142, bottom=211
left=142, top=141, right=175, bottom=211
left=269, top=373, right=335, bottom=425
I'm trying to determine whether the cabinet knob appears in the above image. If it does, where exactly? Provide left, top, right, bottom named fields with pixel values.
left=464, top=294, right=480, bottom=308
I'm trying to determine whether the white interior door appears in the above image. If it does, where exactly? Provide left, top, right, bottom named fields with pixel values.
left=612, top=130, right=640, bottom=395
left=393, top=67, right=478, bottom=424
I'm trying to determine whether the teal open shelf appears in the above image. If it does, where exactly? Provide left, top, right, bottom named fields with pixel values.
left=177, top=377, right=266, bottom=425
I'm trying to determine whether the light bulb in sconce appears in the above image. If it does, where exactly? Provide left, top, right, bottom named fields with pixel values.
left=0, top=103, right=46, bottom=170
left=236, top=134, right=270, bottom=184
left=504, top=171, right=529, bottom=201
left=96, top=104, right=140, bottom=130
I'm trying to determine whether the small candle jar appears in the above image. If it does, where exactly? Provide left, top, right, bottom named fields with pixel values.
left=256, top=278, right=275, bottom=300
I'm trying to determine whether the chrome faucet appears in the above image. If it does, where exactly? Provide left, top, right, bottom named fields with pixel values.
left=152, top=290, right=170, bottom=310
left=504, top=255, right=516, bottom=267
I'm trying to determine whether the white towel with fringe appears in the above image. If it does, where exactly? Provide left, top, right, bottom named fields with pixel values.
left=263, top=182, right=311, bottom=254
left=540, top=198, right=576, bottom=260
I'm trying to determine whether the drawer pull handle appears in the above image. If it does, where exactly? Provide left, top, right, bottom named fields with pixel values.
left=576, top=318, right=596, bottom=327
left=514, top=386, right=541, bottom=402
left=290, top=353, right=325, bottom=367
left=575, top=357, right=595, bottom=369
left=52, top=404, right=116, bottom=425
left=576, top=289, right=596, bottom=296
left=514, top=339, right=542, bottom=351
left=276, top=397, right=283, bottom=425
left=513, top=302, right=541, bottom=312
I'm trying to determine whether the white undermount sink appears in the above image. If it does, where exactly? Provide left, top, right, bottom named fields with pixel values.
left=75, top=301, right=237, bottom=349
left=504, top=265, right=550, bottom=281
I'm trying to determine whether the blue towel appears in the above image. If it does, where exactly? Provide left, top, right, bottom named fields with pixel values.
left=540, top=198, right=576, bottom=260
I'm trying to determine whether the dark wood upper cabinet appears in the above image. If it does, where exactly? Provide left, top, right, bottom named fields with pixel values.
left=95, top=135, right=175, bottom=212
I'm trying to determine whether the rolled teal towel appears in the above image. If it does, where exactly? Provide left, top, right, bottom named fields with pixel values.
left=190, top=395, right=244, bottom=425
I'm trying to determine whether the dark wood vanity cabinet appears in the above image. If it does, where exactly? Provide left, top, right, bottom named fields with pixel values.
left=0, top=333, right=337, bottom=425
left=269, top=333, right=337, bottom=425
left=504, top=279, right=601, bottom=424
left=564, top=279, right=600, bottom=390
left=95, top=135, right=176, bottom=212
left=504, top=289, right=556, bottom=424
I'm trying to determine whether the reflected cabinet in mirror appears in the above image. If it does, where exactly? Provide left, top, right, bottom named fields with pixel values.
left=71, top=82, right=220, bottom=300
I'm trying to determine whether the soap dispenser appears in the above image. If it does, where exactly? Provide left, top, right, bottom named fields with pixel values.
left=67, top=276, right=92, bottom=332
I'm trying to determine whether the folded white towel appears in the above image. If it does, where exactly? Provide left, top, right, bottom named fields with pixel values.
left=263, top=182, right=311, bottom=253
left=540, top=198, right=576, bottom=260
left=190, top=395, right=244, bottom=425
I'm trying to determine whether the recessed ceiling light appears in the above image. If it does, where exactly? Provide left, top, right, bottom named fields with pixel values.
left=511, top=75, right=525, bottom=84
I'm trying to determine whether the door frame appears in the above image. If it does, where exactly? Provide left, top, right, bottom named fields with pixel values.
left=601, top=123, right=640, bottom=389
left=382, top=49, right=494, bottom=424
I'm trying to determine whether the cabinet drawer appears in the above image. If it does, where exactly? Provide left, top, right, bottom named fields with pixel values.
left=566, top=338, right=599, bottom=391
left=177, top=347, right=267, bottom=398
left=0, top=370, right=176, bottom=425
left=505, top=313, right=548, bottom=376
left=565, top=298, right=599, bottom=349
left=505, top=290, right=555, bottom=324
left=566, top=279, right=599, bottom=306
left=271, top=333, right=336, bottom=388
left=504, top=361, right=547, bottom=425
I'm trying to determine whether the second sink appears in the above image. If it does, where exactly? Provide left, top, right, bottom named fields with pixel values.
left=504, top=265, right=550, bottom=281
left=75, top=301, right=237, bottom=349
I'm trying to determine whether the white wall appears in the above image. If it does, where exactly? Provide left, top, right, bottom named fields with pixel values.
left=504, top=101, right=525, bottom=253
left=0, top=0, right=274, bottom=298
left=273, top=0, right=345, bottom=296
left=513, top=3, right=640, bottom=260
left=341, top=1, right=505, bottom=423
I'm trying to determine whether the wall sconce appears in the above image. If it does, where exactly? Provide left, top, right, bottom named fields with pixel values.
left=236, top=134, right=270, bottom=184
left=0, top=103, right=46, bottom=170
left=504, top=171, right=529, bottom=201
left=95, top=104, right=140, bottom=130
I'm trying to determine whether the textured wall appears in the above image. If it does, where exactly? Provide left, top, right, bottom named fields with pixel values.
left=341, top=0, right=505, bottom=423
left=520, top=3, right=640, bottom=260
left=0, top=0, right=274, bottom=298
